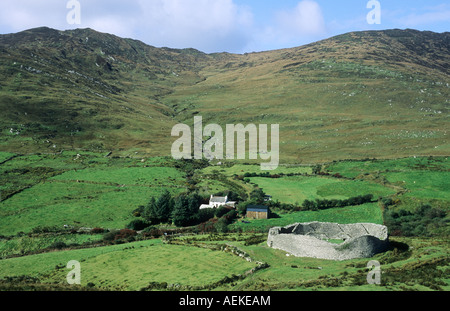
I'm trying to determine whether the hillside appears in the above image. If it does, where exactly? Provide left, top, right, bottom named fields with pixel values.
left=0, top=27, right=448, bottom=163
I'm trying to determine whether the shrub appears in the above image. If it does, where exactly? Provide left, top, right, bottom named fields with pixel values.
left=194, top=208, right=216, bottom=224
left=91, top=228, right=106, bottom=234
left=214, top=218, right=229, bottom=233
left=115, top=229, right=137, bottom=241
left=31, top=226, right=64, bottom=234
left=215, top=206, right=231, bottom=218
left=50, top=241, right=67, bottom=250
left=384, top=204, right=448, bottom=237
left=103, top=230, right=118, bottom=242
left=126, top=219, right=150, bottom=231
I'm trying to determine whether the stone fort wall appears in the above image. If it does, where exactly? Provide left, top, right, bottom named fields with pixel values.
left=267, top=222, right=389, bottom=261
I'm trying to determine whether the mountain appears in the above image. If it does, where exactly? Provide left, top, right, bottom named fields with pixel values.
left=0, top=27, right=448, bottom=163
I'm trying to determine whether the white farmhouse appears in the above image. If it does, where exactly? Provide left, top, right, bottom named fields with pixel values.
left=199, top=195, right=236, bottom=210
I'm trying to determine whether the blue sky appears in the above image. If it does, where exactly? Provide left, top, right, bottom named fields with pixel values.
left=0, top=0, right=449, bottom=53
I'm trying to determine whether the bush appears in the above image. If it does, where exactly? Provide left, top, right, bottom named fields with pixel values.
left=301, top=194, right=374, bottom=211
left=214, top=218, right=229, bottom=233
left=103, top=230, right=118, bottom=242
left=126, top=219, right=150, bottom=231
left=31, top=226, right=64, bottom=234
left=141, top=226, right=162, bottom=238
left=50, top=241, right=67, bottom=250
left=384, top=204, right=448, bottom=237
left=115, top=229, right=137, bottom=241
left=91, top=228, right=106, bottom=234
left=194, top=208, right=216, bottom=224
left=215, top=206, right=231, bottom=218
left=103, top=229, right=137, bottom=243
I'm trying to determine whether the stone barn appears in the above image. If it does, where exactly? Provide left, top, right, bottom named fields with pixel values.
left=246, top=205, right=269, bottom=220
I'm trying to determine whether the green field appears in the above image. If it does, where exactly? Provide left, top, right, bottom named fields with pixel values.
left=201, top=164, right=312, bottom=176
left=325, top=157, right=450, bottom=211
left=0, top=239, right=257, bottom=291
left=231, top=235, right=450, bottom=291
left=0, top=154, right=448, bottom=291
left=0, top=27, right=449, bottom=293
left=0, top=234, right=103, bottom=258
left=325, top=157, right=449, bottom=179
left=0, top=152, right=186, bottom=236
left=231, top=203, right=384, bottom=233
left=249, top=175, right=395, bottom=204
left=383, top=171, right=449, bottom=200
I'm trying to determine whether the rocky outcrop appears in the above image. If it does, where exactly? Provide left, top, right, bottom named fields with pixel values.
left=267, top=222, right=389, bottom=261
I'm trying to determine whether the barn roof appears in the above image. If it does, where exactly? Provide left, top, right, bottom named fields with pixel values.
left=247, top=205, right=269, bottom=213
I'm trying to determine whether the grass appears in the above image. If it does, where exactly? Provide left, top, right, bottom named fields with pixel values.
left=0, top=234, right=103, bottom=258
left=231, top=203, right=384, bottom=233
left=0, top=180, right=184, bottom=236
left=51, top=166, right=185, bottom=187
left=0, top=152, right=186, bottom=236
left=325, top=157, right=449, bottom=179
left=0, top=153, right=448, bottom=291
left=249, top=175, right=395, bottom=205
left=0, top=151, right=15, bottom=163
left=0, top=239, right=257, bottom=291
left=384, top=171, right=449, bottom=200
left=228, top=236, right=450, bottom=291
left=201, top=163, right=312, bottom=176
left=325, top=156, right=450, bottom=212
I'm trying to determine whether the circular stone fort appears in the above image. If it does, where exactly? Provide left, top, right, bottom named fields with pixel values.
left=267, top=222, right=389, bottom=261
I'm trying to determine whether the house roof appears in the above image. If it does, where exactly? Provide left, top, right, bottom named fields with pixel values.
left=247, top=205, right=269, bottom=213
left=210, top=196, right=228, bottom=203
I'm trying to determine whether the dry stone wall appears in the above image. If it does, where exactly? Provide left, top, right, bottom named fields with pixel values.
left=267, top=222, right=389, bottom=261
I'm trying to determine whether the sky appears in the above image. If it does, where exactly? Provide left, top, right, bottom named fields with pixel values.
left=0, top=0, right=449, bottom=53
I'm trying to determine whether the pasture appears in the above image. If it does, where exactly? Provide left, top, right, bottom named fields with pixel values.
left=249, top=175, right=395, bottom=205
left=0, top=152, right=186, bottom=236
left=0, top=239, right=257, bottom=291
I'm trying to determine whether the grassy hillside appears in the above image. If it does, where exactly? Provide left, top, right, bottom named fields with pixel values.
left=0, top=239, right=258, bottom=291
left=0, top=28, right=448, bottom=293
left=0, top=153, right=448, bottom=291
left=0, top=151, right=186, bottom=236
left=0, top=28, right=448, bottom=163
left=0, top=27, right=210, bottom=156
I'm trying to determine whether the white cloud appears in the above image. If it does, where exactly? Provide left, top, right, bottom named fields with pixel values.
left=398, top=9, right=450, bottom=28
left=0, top=0, right=253, bottom=53
left=0, top=0, right=65, bottom=32
left=134, top=0, right=253, bottom=52
left=276, top=0, right=326, bottom=37
left=244, top=1, right=327, bottom=52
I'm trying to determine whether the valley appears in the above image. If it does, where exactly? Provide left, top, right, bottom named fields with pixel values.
left=0, top=27, right=448, bottom=292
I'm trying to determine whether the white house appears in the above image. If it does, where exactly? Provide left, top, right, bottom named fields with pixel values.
left=199, top=195, right=236, bottom=210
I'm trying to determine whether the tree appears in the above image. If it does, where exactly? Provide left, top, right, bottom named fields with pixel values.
left=126, top=219, right=150, bottom=231
left=142, top=197, right=159, bottom=224
left=172, top=195, right=191, bottom=227
left=187, top=193, right=203, bottom=216
left=156, top=190, right=174, bottom=223
left=250, top=188, right=265, bottom=204
left=143, top=190, right=174, bottom=224
left=302, top=200, right=316, bottom=211
left=214, top=218, right=229, bottom=233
